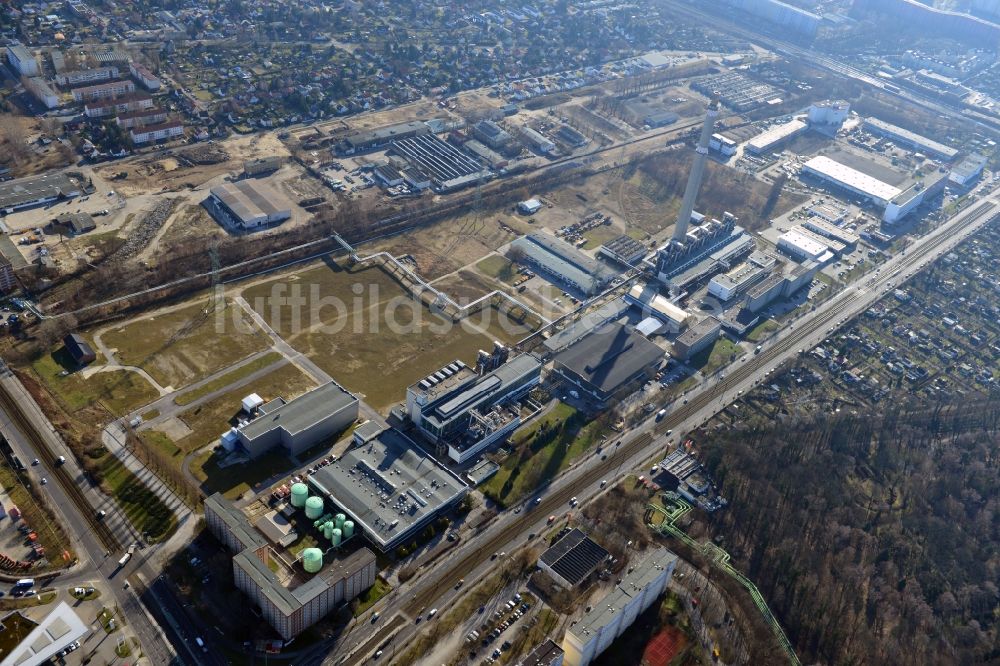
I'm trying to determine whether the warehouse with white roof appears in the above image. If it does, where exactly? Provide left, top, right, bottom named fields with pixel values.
left=800, top=156, right=901, bottom=206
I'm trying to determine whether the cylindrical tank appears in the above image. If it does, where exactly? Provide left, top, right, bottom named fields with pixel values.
left=335, top=513, right=346, bottom=529
left=331, top=528, right=342, bottom=547
left=342, top=520, right=355, bottom=539
left=322, top=523, right=333, bottom=539
left=302, top=548, right=323, bottom=574
left=304, top=496, right=324, bottom=520
left=290, top=483, right=309, bottom=508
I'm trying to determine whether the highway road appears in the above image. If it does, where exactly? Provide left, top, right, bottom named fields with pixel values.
left=320, top=187, right=1000, bottom=666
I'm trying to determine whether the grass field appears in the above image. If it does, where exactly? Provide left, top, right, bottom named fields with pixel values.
left=352, top=577, right=391, bottom=616
left=99, top=456, right=176, bottom=541
left=745, top=319, right=779, bottom=343
left=31, top=348, right=160, bottom=416
left=101, top=298, right=270, bottom=390
left=689, top=337, right=741, bottom=376
left=242, top=260, right=535, bottom=410
left=175, top=362, right=317, bottom=454
left=190, top=448, right=295, bottom=500
left=174, top=352, right=284, bottom=406
left=582, top=226, right=619, bottom=250
left=476, top=255, right=517, bottom=283
left=0, top=613, right=36, bottom=658
left=482, top=402, right=609, bottom=507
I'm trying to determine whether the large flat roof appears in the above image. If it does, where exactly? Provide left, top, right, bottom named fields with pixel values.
left=0, top=173, right=80, bottom=211
left=210, top=179, right=291, bottom=225
left=238, top=381, right=357, bottom=444
left=543, top=298, right=630, bottom=353
left=308, top=428, right=467, bottom=550
left=746, top=119, right=807, bottom=152
left=553, top=321, right=663, bottom=394
left=567, top=548, right=677, bottom=643
left=426, top=354, right=540, bottom=427
left=802, top=156, right=901, bottom=203
left=862, top=117, right=958, bottom=159
left=2, top=602, right=87, bottom=666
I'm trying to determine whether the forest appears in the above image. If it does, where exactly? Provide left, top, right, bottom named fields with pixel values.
left=699, top=401, right=1000, bottom=665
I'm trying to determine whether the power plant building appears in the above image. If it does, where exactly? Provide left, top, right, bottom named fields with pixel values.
left=307, top=426, right=468, bottom=552
left=551, top=322, right=664, bottom=406
left=807, top=100, right=851, bottom=126
left=624, top=283, right=691, bottom=334
left=405, top=353, right=542, bottom=463
left=561, top=548, right=679, bottom=666
left=671, top=317, right=722, bottom=360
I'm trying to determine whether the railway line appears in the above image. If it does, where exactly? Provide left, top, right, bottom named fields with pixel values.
left=0, top=383, right=121, bottom=553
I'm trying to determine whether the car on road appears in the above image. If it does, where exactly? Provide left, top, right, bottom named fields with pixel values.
left=371, top=612, right=380, bottom=623
left=533, top=497, right=541, bottom=505
left=428, top=608, right=438, bottom=618
left=31, top=459, right=38, bottom=466
left=600, top=480, right=607, bottom=487
left=655, top=408, right=668, bottom=421
left=39, top=478, right=47, bottom=485
left=569, top=497, right=578, bottom=507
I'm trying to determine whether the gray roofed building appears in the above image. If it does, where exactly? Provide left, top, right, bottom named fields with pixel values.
left=207, top=180, right=293, bottom=230
left=542, top=298, right=629, bottom=354
left=51, top=212, right=95, bottom=235
left=539, top=528, right=610, bottom=587
left=511, top=232, right=616, bottom=296
left=552, top=322, right=664, bottom=405
left=671, top=316, right=721, bottom=361
left=1, top=602, right=88, bottom=666
left=407, top=354, right=542, bottom=463
left=235, top=381, right=359, bottom=459
left=0, top=173, right=81, bottom=214
left=518, top=639, right=565, bottom=666
left=340, top=121, right=429, bottom=153
left=599, top=234, right=648, bottom=266
left=308, top=427, right=468, bottom=552
left=562, top=548, right=678, bottom=666
left=204, top=493, right=377, bottom=640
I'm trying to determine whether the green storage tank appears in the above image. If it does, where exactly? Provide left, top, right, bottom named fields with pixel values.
left=304, top=496, right=324, bottom=520
left=331, top=528, right=342, bottom=547
left=322, top=522, right=333, bottom=540
left=302, top=548, right=323, bottom=574
left=342, top=520, right=355, bottom=539
left=334, top=513, right=346, bottom=529
left=290, top=483, right=309, bottom=508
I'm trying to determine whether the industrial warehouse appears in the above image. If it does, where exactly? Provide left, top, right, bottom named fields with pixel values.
left=387, top=133, right=492, bottom=192
left=511, top=232, right=617, bottom=295
left=0, top=173, right=82, bottom=215
left=220, top=381, right=360, bottom=459
left=206, top=179, right=293, bottom=230
left=307, top=425, right=468, bottom=552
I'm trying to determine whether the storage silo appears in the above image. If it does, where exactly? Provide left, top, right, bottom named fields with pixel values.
left=302, top=548, right=323, bottom=574
left=304, top=496, right=324, bottom=520
left=342, top=520, right=355, bottom=539
left=290, top=483, right=309, bottom=508
left=322, top=522, right=333, bottom=540
left=334, top=513, right=346, bottom=529
left=331, top=528, right=342, bottom=547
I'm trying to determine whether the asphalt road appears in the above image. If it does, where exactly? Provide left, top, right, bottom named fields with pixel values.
left=320, top=188, right=1000, bottom=666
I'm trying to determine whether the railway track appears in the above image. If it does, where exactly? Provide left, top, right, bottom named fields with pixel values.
left=0, top=383, right=121, bottom=553
left=400, top=197, right=1000, bottom=625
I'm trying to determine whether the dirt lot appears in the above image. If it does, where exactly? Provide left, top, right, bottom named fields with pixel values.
left=239, top=258, right=534, bottom=411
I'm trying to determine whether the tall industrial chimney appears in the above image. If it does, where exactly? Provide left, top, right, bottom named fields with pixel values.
left=672, top=95, right=720, bottom=242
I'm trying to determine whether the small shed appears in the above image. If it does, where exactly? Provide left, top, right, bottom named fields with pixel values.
left=241, top=393, right=264, bottom=414
left=518, top=198, right=542, bottom=215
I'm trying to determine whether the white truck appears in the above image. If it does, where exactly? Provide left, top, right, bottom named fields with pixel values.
left=117, top=543, right=137, bottom=567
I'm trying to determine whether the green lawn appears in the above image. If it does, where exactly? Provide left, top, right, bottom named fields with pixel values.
left=581, top=226, right=619, bottom=250
left=688, top=337, right=741, bottom=375
left=745, top=319, right=778, bottom=343
left=174, top=352, right=284, bottom=406
left=476, top=255, right=517, bottom=283
left=99, top=456, right=176, bottom=541
left=0, top=614, right=36, bottom=660
left=353, top=577, right=391, bottom=616
left=101, top=298, right=270, bottom=390
left=31, top=348, right=159, bottom=416
left=482, top=402, right=609, bottom=507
